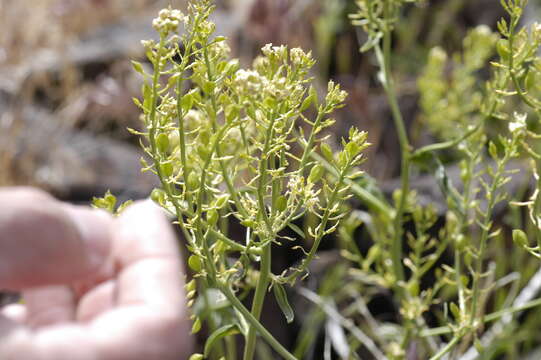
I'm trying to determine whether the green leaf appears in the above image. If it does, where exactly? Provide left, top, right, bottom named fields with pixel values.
left=300, top=90, right=315, bottom=112
left=204, top=324, right=239, bottom=357
left=273, top=283, right=294, bottom=323
left=232, top=307, right=249, bottom=336
left=287, top=222, right=306, bottom=239
left=434, top=157, right=464, bottom=217
left=189, top=354, right=204, bottom=360
left=213, top=194, right=230, bottom=209
left=308, top=164, right=324, bottom=183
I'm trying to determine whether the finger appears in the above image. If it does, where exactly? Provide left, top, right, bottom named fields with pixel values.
left=22, top=286, right=75, bottom=329
left=76, top=280, right=116, bottom=323
left=90, top=306, right=191, bottom=360
left=0, top=314, right=190, bottom=360
left=113, top=200, right=185, bottom=311
left=0, top=188, right=112, bottom=290
left=0, top=324, right=98, bottom=360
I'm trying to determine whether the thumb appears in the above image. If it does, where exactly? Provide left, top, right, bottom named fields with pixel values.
left=0, top=188, right=112, bottom=290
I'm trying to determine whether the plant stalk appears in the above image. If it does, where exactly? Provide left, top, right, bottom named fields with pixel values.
left=243, top=243, right=272, bottom=360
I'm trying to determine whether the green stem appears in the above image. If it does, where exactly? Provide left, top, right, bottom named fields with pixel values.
left=429, top=334, right=463, bottom=360
left=203, top=43, right=249, bottom=220
left=244, top=244, right=272, bottom=360
left=219, top=284, right=297, bottom=360
left=412, top=124, right=481, bottom=159
left=508, top=15, right=541, bottom=111
left=378, top=3, right=410, bottom=285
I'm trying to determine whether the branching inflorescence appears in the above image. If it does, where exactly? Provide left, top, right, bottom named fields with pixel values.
left=132, top=1, right=368, bottom=359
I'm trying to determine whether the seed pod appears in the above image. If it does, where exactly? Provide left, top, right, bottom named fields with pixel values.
left=188, top=255, right=203, bottom=272
left=187, top=172, right=199, bottom=191
left=161, top=162, right=174, bottom=177
left=275, top=195, right=287, bottom=212
left=156, top=133, right=170, bottom=153
left=207, top=209, right=219, bottom=226
left=513, top=229, right=529, bottom=247
left=150, top=188, right=166, bottom=204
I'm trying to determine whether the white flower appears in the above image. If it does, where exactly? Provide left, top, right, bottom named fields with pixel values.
left=509, top=112, right=527, bottom=132
left=234, top=69, right=264, bottom=93
left=152, top=8, right=185, bottom=34
left=290, top=48, right=306, bottom=65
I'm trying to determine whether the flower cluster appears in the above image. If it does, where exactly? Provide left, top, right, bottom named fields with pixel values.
left=152, top=8, right=185, bottom=35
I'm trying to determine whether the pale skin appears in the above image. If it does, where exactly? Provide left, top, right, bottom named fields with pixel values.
left=0, top=187, right=191, bottom=360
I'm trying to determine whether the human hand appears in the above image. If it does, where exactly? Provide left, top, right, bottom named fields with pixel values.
left=0, top=188, right=191, bottom=360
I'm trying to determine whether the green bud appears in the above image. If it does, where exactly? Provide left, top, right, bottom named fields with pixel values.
left=191, top=318, right=202, bottom=334
left=189, top=354, right=204, bottom=360
left=131, top=60, right=144, bottom=74
left=455, top=234, right=466, bottom=251
left=488, top=141, right=498, bottom=159
left=496, top=39, right=511, bottom=63
left=449, top=302, right=461, bottom=321
left=104, top=191, right=117, bottom=208
left=185, top=279, right=197, bottom=293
